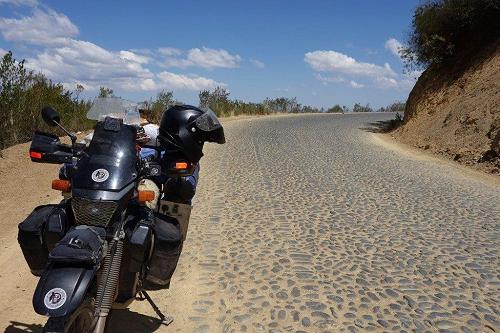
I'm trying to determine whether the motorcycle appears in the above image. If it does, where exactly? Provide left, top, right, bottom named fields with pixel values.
left=19, top=97, right=195, bottom=332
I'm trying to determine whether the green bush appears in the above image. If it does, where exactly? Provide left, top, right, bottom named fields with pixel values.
left=141, top=90, right=182, bottom=124
left=0, top=51, right=93, bottom=151
left=402, top=0, right=500, bottom=68
left=327, top=105, right=343, bottom=113
left=352, top=103, right=374, bottom=113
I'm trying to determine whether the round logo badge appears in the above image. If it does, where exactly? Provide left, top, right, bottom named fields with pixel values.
left=44, top=288, right=67, bottom=310
left=91, top=168, right=109, bottom=182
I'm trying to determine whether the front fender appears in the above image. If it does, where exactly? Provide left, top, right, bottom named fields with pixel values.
left=33, top=265, right=96, bottom=317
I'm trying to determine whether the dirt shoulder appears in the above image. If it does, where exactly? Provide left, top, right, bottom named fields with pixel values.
left=372, top=132, right=500, bottom=187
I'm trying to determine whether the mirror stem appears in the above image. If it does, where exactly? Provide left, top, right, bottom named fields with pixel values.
left=54, top=121, right=77, bottom=144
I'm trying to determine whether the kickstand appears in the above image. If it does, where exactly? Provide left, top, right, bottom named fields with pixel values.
left=138, top=290, right=174, bottom=326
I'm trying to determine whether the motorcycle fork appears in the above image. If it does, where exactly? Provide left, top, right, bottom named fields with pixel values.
left=93, top=231, right=125, bottom=333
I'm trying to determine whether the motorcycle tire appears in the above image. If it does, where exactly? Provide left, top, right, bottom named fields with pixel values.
left=42, top=297, right=98, bottom=333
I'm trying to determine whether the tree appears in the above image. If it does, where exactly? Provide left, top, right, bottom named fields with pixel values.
left=98, top=86, right=114, bottom=98
left=352, top=103, right=373, bottom=113
left=401, top=0, right=500, bottom=69
left=327, top=105, right=343, bottom=113
left=0, top=51, right=93, bottom=151
left=75, top=84, right=85, bottom=100
left=198, top=86, right=231, bottom=117
left=146, top=90, right=180, bottom=124
left=0, top=51, right=31, bottom=146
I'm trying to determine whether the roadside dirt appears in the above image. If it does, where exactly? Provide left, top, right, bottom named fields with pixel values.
left=0, top=141, right=62, bottom=332
left=372, top=133, right=500, bottom=187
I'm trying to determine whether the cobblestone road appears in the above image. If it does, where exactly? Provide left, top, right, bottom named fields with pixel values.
left=126, top=113, right=499, bottom=333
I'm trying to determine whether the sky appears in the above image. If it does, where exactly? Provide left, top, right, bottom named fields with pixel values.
left=0, top=0, right=422, bottom=109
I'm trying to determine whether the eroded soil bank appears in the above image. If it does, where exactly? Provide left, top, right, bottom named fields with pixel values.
left=393, top=40, right=499, bottom=175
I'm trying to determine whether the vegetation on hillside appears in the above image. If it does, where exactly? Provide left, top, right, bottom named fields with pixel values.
left=0, top=51, right=93, bottom=152
left=402, top=0, right=500, bottom=69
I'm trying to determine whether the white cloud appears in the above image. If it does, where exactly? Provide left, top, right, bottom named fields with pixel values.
left=315, top=73, right=345, bottom=83
left=0, top=6, right=225, bottom=92
left=186, top=47, right=241, bottom=69
left=0, top=0, right=37, bottom=6
left=162, top=57, right=192, bottom=68
left=385, top=38, right=403, bottom=57
left=0, top=47, right=7, bottom=57
left=26, top=39, right=158, bottom=91
left=305, top=49, right=418, bottom=90
left=119, top=50, right=150, bottom=64
left=0, top=8, right=78, bottom=45
left=157, top=71, right=222, bottom=90
left=158, top=47, right=182, bottom=56
left=161, top=47, right=241, bottom=69
left=305, top=50, right=396, bottom=78
left=350, top=80, right=364, bottom=88
left=250, top=58, right=265, bottom=69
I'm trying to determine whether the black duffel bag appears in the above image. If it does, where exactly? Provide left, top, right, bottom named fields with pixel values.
left=144, top=213, right=183, bottom=289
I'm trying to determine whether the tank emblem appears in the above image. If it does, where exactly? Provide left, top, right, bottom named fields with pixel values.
left=91, top=168, right=110, bottom=182
left=44, top=288, right=67, bottom=310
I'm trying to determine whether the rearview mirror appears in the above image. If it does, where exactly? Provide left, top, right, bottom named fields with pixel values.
left=41, top=107, right=61, bottom=127
left=29, top=131, right=73, bottom=164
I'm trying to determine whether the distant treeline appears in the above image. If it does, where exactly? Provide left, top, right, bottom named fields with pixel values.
left=1, top=51, right=404, bottom=151
left=141, top=87, right=406, bottom=121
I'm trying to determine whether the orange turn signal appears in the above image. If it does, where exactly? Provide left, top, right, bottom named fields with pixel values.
left=52, top=179, right=71, bottom=192
left=138, top=190, right=155, bottom=202
left=30, top=151, right=42, bottom=159
left=175, top=162, right=189, bottom=170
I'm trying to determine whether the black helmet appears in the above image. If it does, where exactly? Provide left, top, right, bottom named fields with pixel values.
left=158, top=105, right=225, bottom=162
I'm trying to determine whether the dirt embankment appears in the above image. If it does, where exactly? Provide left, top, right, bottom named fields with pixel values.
left=392, top=40, right=500, bottom=174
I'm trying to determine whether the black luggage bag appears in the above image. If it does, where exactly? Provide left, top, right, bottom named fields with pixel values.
left=144, top=213, right=183, bottom=289
left=18, top=203, right=69, bottom=276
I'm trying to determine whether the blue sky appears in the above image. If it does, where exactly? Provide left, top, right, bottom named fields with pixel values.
left=0, top=0, right=421, bottom=108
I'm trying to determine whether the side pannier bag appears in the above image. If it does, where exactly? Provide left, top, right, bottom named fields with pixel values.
left=18, top=205, right=56, bottom=276
left=145, top=214, right=183, bottom=289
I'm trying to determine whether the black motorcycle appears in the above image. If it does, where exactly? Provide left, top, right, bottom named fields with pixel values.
left=18, top=98, right=196, bottom=332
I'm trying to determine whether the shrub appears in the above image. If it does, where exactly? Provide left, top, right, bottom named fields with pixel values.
left=352, top=103, right=374, bottom=113
left=141, top=90, right=182, bottom=124
left=402, top=0, right=500, bottom=68
left=327, top=105, right=343, bottom=113
left=0, top=51, right=93, bottom=151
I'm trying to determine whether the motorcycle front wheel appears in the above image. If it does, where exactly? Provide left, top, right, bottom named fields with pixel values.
left=42, top=297, right=97, bottom=333
left=65, top=297, right=96, bottom=333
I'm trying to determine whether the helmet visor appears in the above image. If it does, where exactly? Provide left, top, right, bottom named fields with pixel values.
left=194, top=109, right=221, bottom=131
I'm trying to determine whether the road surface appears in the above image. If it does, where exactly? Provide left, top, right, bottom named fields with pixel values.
left=1, top=113, right=498, bottom=333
